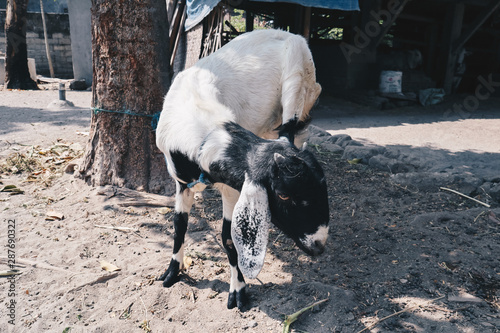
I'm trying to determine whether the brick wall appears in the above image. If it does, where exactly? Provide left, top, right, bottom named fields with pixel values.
left=0, top=10, right=73, bottom=78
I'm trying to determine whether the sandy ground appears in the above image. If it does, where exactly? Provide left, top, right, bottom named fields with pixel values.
left=1, top=88, right=499, bottom=333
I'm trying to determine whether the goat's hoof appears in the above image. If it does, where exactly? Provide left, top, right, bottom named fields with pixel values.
left=158, top=259, right=180, bottom=288
left=227, top=288, right=247, bottom=310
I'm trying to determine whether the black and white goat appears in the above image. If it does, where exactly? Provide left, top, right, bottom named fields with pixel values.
left=155, top=29, right=328, bottom=310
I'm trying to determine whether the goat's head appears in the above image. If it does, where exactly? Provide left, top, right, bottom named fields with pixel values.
left=231, top=141, right=329, bottom=279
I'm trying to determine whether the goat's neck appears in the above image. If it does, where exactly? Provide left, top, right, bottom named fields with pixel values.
left=200, top=122, right=270, bottom=191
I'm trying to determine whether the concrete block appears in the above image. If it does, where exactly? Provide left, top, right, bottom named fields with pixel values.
left=0, top=57, right=5, bottom=85
left=52, top=33, right=64, bottom=39
left=26, top=32, right=40, bottom=38
left=28, top=58, right=37, bottom=81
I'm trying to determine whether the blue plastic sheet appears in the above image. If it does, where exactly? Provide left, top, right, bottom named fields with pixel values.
left=185, top=0, right=221, bottom=31
left=249, top=0, right=359, bottom=11
left=419, top=88, right=446, bottom=106
left=185, top=0, right=359, bottom=31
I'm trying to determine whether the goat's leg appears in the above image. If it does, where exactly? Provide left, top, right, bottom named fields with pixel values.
left=159, top=181, right=194, bottom=287
left=219, top=185, right=247, bottom=309
left=222, top=218, right=247, bottom=309
left=280, top=37, right=321, bottom=147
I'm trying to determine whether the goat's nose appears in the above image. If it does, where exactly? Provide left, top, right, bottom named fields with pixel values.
left=312, top=240, right=325, bottom=256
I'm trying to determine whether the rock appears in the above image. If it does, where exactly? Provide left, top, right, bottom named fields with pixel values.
left=308, top=125, right=331, bottom=137
left=391, top=172, right=456, bottom=191
left=489, top=183, right=500, bottom=202
left=369, top=155, right=415, bottom=173
left=327, top=134, right=352, bottom=147
left=391, top=171, right=482, bottom=194
left=344, top=140, right=363, bottom=147
left=70, top=79, right=88, bottom=90
left=308, top=136, right=329, bottom=145
left=342, top=146, right=385, bottom=164
left=453, top=173, right=483, bottom=195
left=321, top=143, right=344, bottom=153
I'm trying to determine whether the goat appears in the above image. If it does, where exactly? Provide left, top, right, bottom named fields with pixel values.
left=171, top=29, right=322, bottom=146
left=155, top=30, right=328, bottom=310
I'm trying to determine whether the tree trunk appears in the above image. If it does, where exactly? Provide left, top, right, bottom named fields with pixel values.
left=5, top=0, right=38, bottom=89
left=79, top=0, right=172, bottom=194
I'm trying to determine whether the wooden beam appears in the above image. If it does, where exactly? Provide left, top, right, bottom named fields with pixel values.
left=370, top=0, right=410, bottom=50
left=170, top=6, right=187, bottom=68
left=169, top=0, right=186, bottom=55
left=452, top=0, right=500, bottom=54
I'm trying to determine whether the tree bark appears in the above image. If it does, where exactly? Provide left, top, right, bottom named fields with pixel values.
left=80, top=0, right=172, bottom=194
left=5, top=0, right=38, bottom=89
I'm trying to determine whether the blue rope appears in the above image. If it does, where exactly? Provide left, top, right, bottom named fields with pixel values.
left=91, top=107, right=162, bottom=130
left=187, top=172, right=211, bottom=189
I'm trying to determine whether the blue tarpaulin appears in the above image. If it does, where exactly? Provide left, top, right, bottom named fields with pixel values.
left=249, top=0, right=359, bottom=11
left=185, top=0, right=221, bottom=31
left=185, top=0, right=359, bottom=31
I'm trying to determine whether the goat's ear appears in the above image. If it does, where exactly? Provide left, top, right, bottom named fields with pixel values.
left=231, top=177, right=270, bottom=279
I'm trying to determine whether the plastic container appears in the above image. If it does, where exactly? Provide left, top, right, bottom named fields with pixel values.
left=380, top=70, right=402, bottom=93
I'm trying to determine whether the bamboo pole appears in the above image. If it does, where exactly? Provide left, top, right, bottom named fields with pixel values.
left=40, top=0, right=55, bottom=78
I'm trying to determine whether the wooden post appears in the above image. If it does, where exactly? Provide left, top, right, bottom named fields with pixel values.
left=245, top=10, right=254, bottom=32
left=303, top=7, right=311, bottom=41
left=441, top=3, right=464, bottom=94
left=40, top=0, right=55, bottom=78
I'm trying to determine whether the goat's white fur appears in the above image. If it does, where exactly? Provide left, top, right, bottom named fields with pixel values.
left=159, top=29, right=321, bottom=149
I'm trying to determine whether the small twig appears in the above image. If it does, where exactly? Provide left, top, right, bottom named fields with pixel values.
left=474, top=211, right=487, bottom=223
left=7, top=258, right=70, bottom=274
left=95, top=225, right=139, bottom=232
left=140, top=296, right=148, bottom=320
left=119, top=302, right=134, bottom=320
left=357, top=295, right=445, bottom=333
left=440, top=187, right=490, bottom=208
left=0, top=269, right=22, bottom=277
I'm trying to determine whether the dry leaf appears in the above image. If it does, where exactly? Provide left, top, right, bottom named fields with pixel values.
left=46, top=211, right=64, bottom=220
left=347, top=158, right=362, bottom=165
left=100, top=260, right=121, bottom=272
left=448, top=292, right=483, bottom=303
left=1, top=185, right=24, bottom=195
left=183, top=256, right=193, bottom=269
left=158, top=207, right=172, bottom=215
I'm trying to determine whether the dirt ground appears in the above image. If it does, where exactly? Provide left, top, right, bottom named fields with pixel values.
left=1, top=88, right=499, bottom=333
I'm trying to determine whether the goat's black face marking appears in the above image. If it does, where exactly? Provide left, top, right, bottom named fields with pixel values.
left=266, top=148, right=329, bottom=255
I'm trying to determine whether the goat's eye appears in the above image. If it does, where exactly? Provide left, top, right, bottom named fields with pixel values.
left=278, top=193, right=290, bottom=201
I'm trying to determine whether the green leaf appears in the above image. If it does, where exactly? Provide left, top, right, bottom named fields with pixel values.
left=347, top=158, right=362, bottom=165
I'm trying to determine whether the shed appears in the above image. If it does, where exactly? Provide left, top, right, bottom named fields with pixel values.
left=170, top=0, right=500, bottom=97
